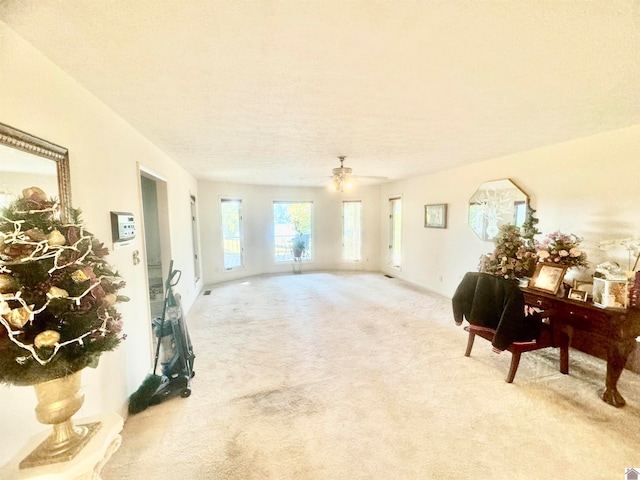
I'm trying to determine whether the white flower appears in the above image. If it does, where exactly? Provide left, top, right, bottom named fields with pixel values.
left=559, top=250, right=569, bottom=257
left=597, top=240, right=616, bottom=250
left=569, top=247, right=581, bottom=257
left=537, top=250, right=550, bottom=259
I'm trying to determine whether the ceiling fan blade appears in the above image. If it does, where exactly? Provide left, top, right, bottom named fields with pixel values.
left=352, top=175, right=389, bottom=181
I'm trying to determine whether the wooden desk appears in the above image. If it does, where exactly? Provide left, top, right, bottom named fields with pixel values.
left=522, top=287, right=640, bottom=407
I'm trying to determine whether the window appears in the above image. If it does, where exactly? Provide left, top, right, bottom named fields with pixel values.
left=220, top=198, right=243, bottom=270
left=273, top=201, right=312, bottom=261
left=343, top=201, right=362, bottom=261
left=389, top=197, right=402, bottom=268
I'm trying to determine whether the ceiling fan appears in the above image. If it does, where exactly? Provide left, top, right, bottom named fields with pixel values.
left=328, top=156, right=387, bottom=192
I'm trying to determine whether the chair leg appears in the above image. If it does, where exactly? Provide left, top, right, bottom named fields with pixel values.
left=506, top=351, right=522, bottom=383
left=465, top=331, right=476, bottom=357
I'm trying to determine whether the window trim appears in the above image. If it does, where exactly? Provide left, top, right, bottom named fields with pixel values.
left=342, top=200, right=362, bottom=262
left=273, top=200, right=314, bottom=263
left=220, top=197, right=244, bottom=271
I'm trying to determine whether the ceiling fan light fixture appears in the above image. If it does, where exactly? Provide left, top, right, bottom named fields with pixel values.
left=328, top=156, right=356, bottom=192
left=327, top=155, right=388, bottom=191
left=329, top=178, right=341, bottom=191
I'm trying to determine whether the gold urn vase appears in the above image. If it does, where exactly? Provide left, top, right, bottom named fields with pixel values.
left=20, top=369, right=102, bottom=469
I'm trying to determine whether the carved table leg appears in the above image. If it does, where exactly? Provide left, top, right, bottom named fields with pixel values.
left=601, top=338, right=636, bottom=408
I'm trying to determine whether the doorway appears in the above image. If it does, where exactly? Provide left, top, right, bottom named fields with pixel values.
left=389, top=196, right=402, bottom=268
left=140, top=171, right=171, bottom=318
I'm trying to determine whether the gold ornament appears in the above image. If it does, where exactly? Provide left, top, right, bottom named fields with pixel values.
left=47, top=286, right=69, bottom=299
left=4, top=305, right=33, bottom=329
left=103, top=293, right=117, bottom=306
left=0, top=274, right=16, bottom=293
left=34, top=330, right=60, bottom=348
left=22, top=186, right=47, bottom=203
left=71, top=270, right=89, bottom=283
left=47, top=229, right=66, bottom=246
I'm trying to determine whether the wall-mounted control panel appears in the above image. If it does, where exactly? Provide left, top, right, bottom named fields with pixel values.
left=110, top=211, right=136, bottom=243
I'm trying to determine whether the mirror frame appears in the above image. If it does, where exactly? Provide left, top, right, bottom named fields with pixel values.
left=0, top=122, right=71, bottom=220
left=468, top=178, right=529, bottom=242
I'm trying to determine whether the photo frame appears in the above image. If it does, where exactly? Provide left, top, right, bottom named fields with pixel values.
left=529, top=263, right=568, bottom=295
left=424, top=204, right=447, bottom=229
left=568, top=288, right=589, bottom=302
left=572, top=279, right=593, bottom=297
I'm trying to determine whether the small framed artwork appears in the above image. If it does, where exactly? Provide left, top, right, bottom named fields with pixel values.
left=425, top=204, right=447, bottom=229
left=568, top=288, right=589, bottom=302
left=529, top=263, right=568, bottom=295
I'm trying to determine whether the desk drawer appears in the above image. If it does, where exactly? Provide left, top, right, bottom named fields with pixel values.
left=523, top=293, right=555, bottom=311
left=560, top=306, right=611, bottom=335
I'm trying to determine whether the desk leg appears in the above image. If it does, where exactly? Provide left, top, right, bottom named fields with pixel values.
left=556, top=325, right=572, bottom=375
left=601, top=338, right=636, bottom=408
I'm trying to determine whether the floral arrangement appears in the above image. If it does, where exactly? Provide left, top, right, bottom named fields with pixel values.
left=535, top=231, right=588, bottom=269
left=596, top=237, right=640, bottom=271
left=0, top=187, right=126, bottom=386
left=480, top=224, right=537, bottom=280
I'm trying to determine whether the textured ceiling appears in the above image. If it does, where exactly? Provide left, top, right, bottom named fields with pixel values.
left=1, top=1, right=639, bottom=186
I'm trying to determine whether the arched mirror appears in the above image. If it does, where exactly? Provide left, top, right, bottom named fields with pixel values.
left=0, top=122, right=71, bottom=220
left=468, top=178, right=528, bottom=241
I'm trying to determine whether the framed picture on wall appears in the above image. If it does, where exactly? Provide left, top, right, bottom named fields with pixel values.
left=425, top=204, right=447, bottom=229
left=529, top=263, right=568, bottom=295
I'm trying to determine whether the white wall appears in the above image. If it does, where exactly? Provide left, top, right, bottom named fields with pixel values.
left=198, top=181, right=381, bottom=284
left=379, top=125, right=640, bottom=298
left=0, top=22, right=201, bottom=465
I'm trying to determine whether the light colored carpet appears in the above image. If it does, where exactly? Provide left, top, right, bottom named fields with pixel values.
left=102, top=272, right=640, bottom=480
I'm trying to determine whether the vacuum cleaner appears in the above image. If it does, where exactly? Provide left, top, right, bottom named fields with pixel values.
left=149, top=261, right=195, bottom=404
left=128, top=261, right=195, bottom=414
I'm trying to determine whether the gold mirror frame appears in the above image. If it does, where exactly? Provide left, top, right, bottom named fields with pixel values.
left=0, top=122, right=71, bottom=220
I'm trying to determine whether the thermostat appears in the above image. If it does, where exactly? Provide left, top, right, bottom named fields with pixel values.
left=110, top=211, right=136, bottom=243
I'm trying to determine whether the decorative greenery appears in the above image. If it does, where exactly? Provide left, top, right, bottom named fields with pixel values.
left=481, top=224, right=537, bottom=279
left=535, top=231, right=588, bottom=269
left=0, top=187, right=126, bottom=386
left=290, top=234, right=306, bottom=258
left=521, top=205, right=541, bottom=248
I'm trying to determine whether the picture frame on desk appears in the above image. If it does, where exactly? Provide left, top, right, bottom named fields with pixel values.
left=568, top=288, right=589, bottom=302
left=572, top=279, right=593, bottom=298
left=424, top=203, right=447, bottom=228
left=529, top=263, right=568, bottom=295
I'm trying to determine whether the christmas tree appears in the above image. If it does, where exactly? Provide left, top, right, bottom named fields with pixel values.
left=480, top=224, right=538, bottom=280
left=0, top=187, right=126, bottom=385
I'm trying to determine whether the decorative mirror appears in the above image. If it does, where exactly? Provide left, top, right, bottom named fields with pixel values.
left=468, top=178, right=528, bottom=241
left=0, top=122, right=71, bottom=220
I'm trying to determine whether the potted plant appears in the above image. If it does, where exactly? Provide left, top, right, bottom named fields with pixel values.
left=0, top=187, right=127, bottom=466
left=291, top=234, right=306, bottom=259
